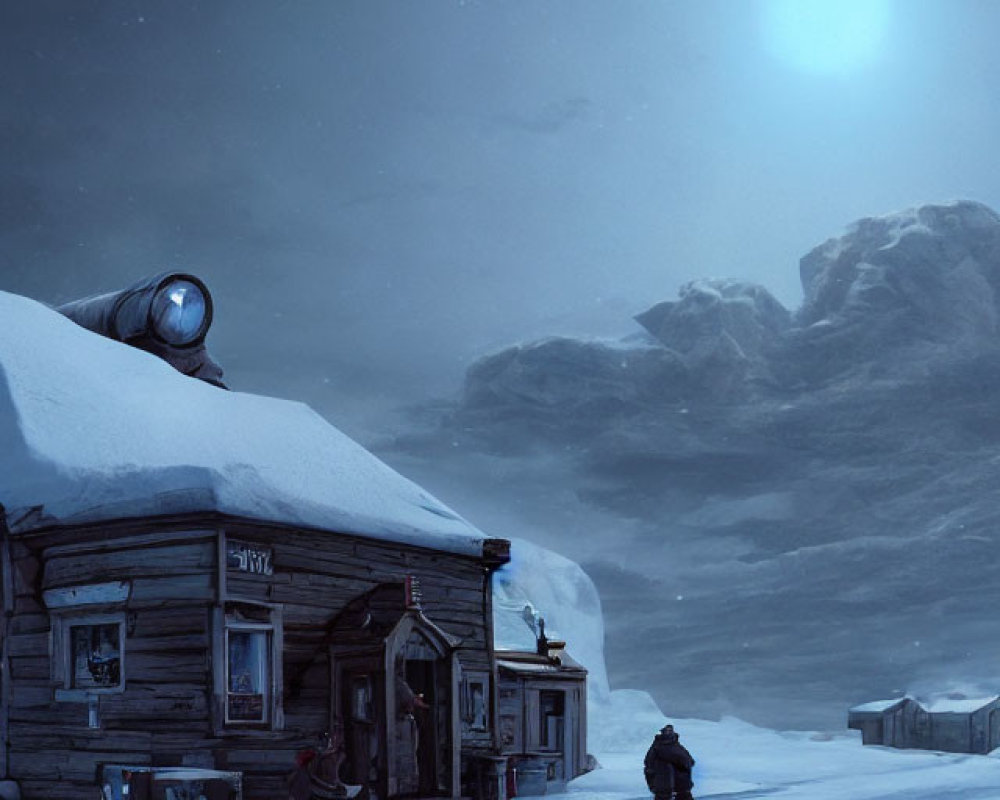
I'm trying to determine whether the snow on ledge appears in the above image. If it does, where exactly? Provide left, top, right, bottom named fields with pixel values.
left=0, top=290, right=485, bottom=556
left=849, top=697, right=908, bottom=713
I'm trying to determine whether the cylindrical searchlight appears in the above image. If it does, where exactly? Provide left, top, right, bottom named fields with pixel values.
left=58, top=272, right=213, bottom=348
left=57, top=272, right=225, bottom=387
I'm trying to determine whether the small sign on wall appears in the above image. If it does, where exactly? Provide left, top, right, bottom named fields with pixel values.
left=226, top=540, right=274, bottom=576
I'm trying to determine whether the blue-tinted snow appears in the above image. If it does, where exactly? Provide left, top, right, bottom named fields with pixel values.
left=0, top=290, right=485, bottom=555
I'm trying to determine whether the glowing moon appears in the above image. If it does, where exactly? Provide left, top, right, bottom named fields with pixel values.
left=761, top=0, right=891, bottom=76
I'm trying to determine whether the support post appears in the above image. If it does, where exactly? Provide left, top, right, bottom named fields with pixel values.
left=0, top=505, right=13, bottom=779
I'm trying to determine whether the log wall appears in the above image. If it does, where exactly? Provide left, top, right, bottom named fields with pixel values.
left=4, top=517, right=500, bottom=799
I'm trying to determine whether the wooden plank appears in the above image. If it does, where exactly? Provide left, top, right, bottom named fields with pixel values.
left=17, top=779, right=99, bottom=800
left=43, top=580, right=130, bottom=609
left=217, top=529, right=227, bottom=601
left=12, top=552, right=39, bottom=597
left=7, top=632, right=48, bottom=658
left=9, top=655, right=49, bottom=681
left=9, top=703, right=89, bottom=725
left=44, top=542, right=215, bottom=588
left=1, top=513, right=11, bottom=781
left=130, top=605, right=208, bottom=638
left=127, top=651, right=207, bottom=683
left=13, top=594, right=44, bottom=615
left=8, top=685, right=51, bottom=708
left=101, top=683, right=209, bottom=721
left=42, top=528, right=216, bottom=558
left=10, top=747, right=151, bottom=780
left=130, top=573, right=214, bottom=604
left=127, top=632, right=210, bottom=653
left=11, top=612, right=49, bottom=635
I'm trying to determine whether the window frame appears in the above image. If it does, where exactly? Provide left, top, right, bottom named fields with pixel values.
left=52, top=610, right=128, bottom=696
left=224, top=620, right=273, bottom=726
left=461, top=670, right=491, bottom=732
left=213, top=600, right=284, bottom=733
left=538, top=688, right=566, bottom=752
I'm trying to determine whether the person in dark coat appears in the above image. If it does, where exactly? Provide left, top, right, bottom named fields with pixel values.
left=644, top=724, right=696, bottom=800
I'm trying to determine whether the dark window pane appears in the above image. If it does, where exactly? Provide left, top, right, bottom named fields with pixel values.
left=70, top=623, right=121, bottom=689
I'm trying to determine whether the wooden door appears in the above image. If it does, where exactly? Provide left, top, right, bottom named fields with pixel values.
left=388, top=631, right=453, bottom=797
left=337, top=659, right=383, bottom=791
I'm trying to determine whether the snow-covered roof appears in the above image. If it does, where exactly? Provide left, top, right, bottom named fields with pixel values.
left=850, top=694, right=1000, bottom=715
left=497, top=656, right=586, bottom=675
left=920, top=694, right=1000, bottom=714
left=0, top=290, right=486, bottom=556
left=849, top=698, right=908, bottom=714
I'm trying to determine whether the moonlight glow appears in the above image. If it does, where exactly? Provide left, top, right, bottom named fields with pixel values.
left=761, top=0, right=891, bottom=76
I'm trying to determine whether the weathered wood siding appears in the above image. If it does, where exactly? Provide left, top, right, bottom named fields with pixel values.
left=496, top=668, right=588, bottom=786
left=224, top=522, right=496, bottom=760
left=7, top=517, right=497, bottom=799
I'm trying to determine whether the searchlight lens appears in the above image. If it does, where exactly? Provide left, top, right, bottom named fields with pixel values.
left=151, top=279, right=209, bottom=346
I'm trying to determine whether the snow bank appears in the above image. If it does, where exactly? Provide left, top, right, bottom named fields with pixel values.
left=493, top=537, right=609, bottom=705
left=494, top=538, right=1000, bottom=799
left=0, top=290, right=484, bottom=554
left=566, top=710, right=1000, bottom=800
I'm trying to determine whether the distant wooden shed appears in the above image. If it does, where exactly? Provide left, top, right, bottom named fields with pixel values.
left=495, top=625, right=587, bottom=797
left=849, top=694, right=1000, bottom=754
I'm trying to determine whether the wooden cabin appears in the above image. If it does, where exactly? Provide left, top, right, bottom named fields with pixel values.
left=0, top=289, right=527, bottom=799
left=1, top=513, right=511, bottom=800
left=496, top=653, right=586, bottom=796
left=848, top=694, right=1000, bottom=754
left=492, top=614, right=587, bottom=798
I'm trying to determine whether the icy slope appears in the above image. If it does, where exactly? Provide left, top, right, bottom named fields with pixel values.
left=569, top=692, right=1000, bottom=800
left=0, top=290, right=483, bottom=554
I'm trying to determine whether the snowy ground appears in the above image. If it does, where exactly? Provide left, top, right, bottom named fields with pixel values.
left=551, top=691, right=1000, bottom=800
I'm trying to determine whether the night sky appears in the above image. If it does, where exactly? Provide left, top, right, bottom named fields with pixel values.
left=4, top=1, right=1000, bottom=437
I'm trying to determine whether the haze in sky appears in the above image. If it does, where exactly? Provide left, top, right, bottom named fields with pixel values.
left=3, top=0, right=1000, bottom=436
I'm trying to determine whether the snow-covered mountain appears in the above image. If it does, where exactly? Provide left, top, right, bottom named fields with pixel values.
left=389, top=200, right=1000, bottom=730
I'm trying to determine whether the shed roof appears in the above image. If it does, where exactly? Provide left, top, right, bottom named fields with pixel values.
left=0, top=290, right=486, bottom=556
left=497, top=652, right=587, bottom=676
left=849, top=698, right=909, bottom=714
left=849, top=694, right=1000, bottom=715
left=920, top=694, right=1000, bottom=714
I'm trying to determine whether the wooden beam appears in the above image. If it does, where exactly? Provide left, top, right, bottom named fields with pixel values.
left=42, top=581, right=130, bottom=609
left=0, top=505, right=12, bottom=779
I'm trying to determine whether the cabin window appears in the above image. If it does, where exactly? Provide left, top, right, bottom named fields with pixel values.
left=225, top=622, right=272, bottom=724
left=539, top=690, right=565, bottom=751
left=70, top=621, right=123, bottom=690
left=461, top=672, right=490, bottom=731
left=52, top=612, right=127, bottom=695
left=215, top=601, right=283, bottom=731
